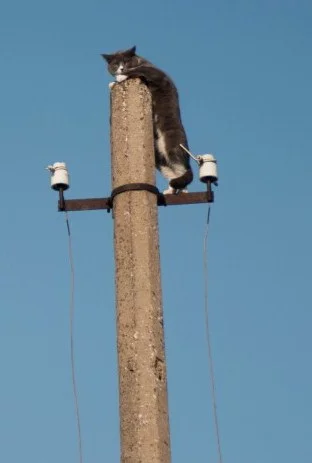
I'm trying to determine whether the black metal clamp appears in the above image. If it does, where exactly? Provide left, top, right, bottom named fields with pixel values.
left=108, top=183, right=161, bottom=212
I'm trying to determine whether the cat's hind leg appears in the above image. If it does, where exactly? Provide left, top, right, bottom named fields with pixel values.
left=159, top=165, right=190, bottom=195
left=158, top=165, right=178, bottom=194
left=169, top=169, right=193, bottom=192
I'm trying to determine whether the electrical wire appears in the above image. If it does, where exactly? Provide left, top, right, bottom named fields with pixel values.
left=203, top=206, right=223, bottom=463
left=65, top=211, right=83, bottom=463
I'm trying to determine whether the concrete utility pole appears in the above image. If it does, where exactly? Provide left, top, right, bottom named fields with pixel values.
left=52, top=73, right=216, bottom=463
left=110, top=79, right=171, bottom=463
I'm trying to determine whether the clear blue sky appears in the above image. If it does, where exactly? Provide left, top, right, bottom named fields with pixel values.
left=1, top=0, right=311, bottom=462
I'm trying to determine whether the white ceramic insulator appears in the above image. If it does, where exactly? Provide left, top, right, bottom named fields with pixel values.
left=198, top=154, right=218, bottom=183
left=49, top=162, right=70, bottom=190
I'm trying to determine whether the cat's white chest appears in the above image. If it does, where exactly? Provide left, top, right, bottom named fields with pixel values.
left=156, top=128, right=167, bottom=156
left=115, top=63, right=128, bottom=83
left=116, top=74, right=128, bottom=83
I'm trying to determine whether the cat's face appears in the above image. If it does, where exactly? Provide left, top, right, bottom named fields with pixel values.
left=101, top=46, right=142, bottom=76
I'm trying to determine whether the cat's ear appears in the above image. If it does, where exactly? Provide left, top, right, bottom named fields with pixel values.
left=125, top=46, right=136, bottom=56
left=101, top=53, right=113, bottom=63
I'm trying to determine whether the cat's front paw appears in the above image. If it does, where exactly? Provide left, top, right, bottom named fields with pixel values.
left=109, top=82, right=116, bottom=89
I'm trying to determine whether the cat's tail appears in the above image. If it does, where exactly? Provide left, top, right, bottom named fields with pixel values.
left=169, top=168, right=193, bottom=190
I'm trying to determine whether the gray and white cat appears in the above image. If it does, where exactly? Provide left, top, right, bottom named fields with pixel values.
left=102, top=46, right=193, bottom=194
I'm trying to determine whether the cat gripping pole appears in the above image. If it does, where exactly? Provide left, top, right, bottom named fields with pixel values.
left=111, top=78, right=171, bottom=463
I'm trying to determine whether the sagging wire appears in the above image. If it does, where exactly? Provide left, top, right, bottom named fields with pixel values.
left=46, top=163, right=83, bottom=462
left=179, top=146, right=222, bottom=461
left=203, top=206, right=223, bottom=463
left=65, top=211, right=83, bottom=463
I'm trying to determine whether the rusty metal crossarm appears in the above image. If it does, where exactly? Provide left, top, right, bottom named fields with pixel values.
left=58, top=190, right=214, bottom=212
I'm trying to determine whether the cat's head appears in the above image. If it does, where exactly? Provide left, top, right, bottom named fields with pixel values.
left=101, top=46, right=142, bottom=76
